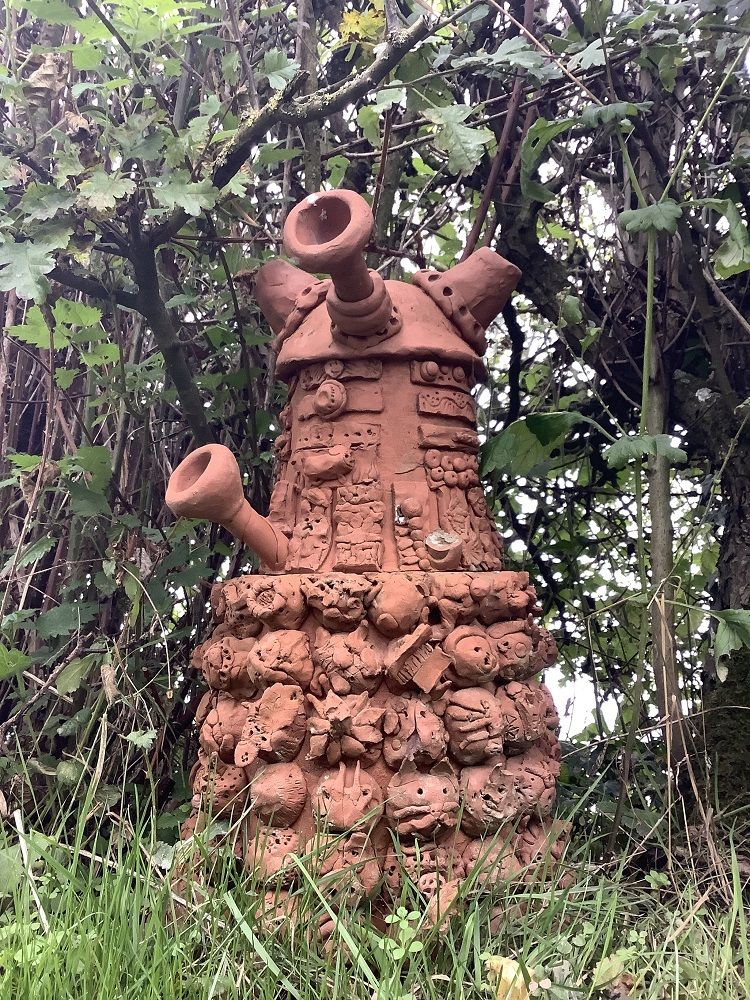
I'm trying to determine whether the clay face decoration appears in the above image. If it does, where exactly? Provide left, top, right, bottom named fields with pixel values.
left=165, top=188, right=566, bottom=925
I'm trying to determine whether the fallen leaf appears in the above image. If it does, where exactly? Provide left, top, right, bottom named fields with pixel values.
left=486, top=956, right=532, bottom=1000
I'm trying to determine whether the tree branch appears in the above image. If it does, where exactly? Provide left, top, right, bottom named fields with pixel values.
left=49, top=267, right=140, bottom=310
left=149, top=14, right=436, bottom=246
left=131, top=232, right=213, bottom=446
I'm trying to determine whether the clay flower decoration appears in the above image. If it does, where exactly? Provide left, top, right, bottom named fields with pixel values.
left=306, top=690, right=384, bottom=765
left=242, top=577, right=306, bottom=630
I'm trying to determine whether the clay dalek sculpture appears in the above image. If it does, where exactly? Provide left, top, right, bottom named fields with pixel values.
left=166, top=190, right=565, bottom=921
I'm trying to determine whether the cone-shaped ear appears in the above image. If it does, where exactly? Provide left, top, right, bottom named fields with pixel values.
left=413, top=247, right=521, bottom=352
left=453, top=247, right=522, bottom=328
left=254, top=259, right=314, bottom=336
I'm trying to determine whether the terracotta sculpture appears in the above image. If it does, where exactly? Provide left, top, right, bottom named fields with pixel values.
left=166, top=189, right=566, bottom=922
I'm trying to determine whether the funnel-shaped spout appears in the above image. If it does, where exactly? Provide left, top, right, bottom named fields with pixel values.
left=165, top=445, right=288, bottom=571
left=283, top=190, right=397, bottom=339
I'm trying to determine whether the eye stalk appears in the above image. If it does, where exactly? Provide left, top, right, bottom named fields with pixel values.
left=165, top=444, right=288, bottom=571
left=283, top=190, right=398, bottom=340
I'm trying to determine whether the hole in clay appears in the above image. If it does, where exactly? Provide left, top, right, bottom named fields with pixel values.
left=428, top=606, right=442, bottom=625
left=442, top=286, right=453, bottom=296
left=302, top=286, right=312, bottom=295
left=458, top=305, right=469, bottom=315
left=427, top=273, right=439, bottom=282
left=417, top=787, right=424, bottom=795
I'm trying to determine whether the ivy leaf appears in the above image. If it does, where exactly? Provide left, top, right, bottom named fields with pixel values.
left=35, top=601, right=98, bottom=639
left=152, top=172, right=218, bottom=216
left=605, top=433, right=687, bottom=468
left=261, top=49, right=299, bottom=90
left=713, top=610, right=750, bottom=679
left=0, top=228, right=70, bottom=301
left=618, top=200, right=682, bottom=235
left=559, top=293, right=583, bottom=327
left=77, top=171, right=136, bottom=212
left=424, top=105, right=492, bottom=175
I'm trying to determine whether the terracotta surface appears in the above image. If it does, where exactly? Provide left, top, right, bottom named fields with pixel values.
left=167, top=190, right=566, bottom=920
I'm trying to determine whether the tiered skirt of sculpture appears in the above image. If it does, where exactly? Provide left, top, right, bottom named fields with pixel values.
left=183, top=568, right=565, bottom=906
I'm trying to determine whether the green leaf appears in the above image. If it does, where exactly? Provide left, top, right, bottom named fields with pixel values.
left=12, top=0, right=80, bottom=24
left=573, top=38, right=605, bottom=70
left=35, top=601, right=98, bottom=639
left=424, top=105, right=492, bottom=175
left=60, top=445, right=112, bottom=490
left=482, top=412, right=582, bottom=476
left=66, top=480, right=112, bottom=517
left=7, top=306, right=70, bottom=348
left=559, top=293, right=583, bottom=327
left=76, top=171, right=136, bottom=212
left=357, top=106, right=380, bottom=146
left=618, top=200, right=682, bottom=235
left=152, top=172, right=218, bottom=216
left=20, top=184, right=77, bottom=222
left=0, top=846, right=24, bottom=897
left=605, top=433, right=687, bottom=468
left=57, top=653, right=99, bottom=695
left=713, top=610, right=750, bottom=671
left=579, top=101, right=651, bottom=128
left=0, top=227, right=71, bottom=301
left=261, top=49, right=299, bottom=90
left=125, top=728, right=158, bottom=750
left=327, top=155, right=349, bottom=188
left=53, top=298, right=102, bottom=327
left=55, top=367, right=80, bottom=389
left=0, top=643, right=31, bottom=681
left=8, top=535, right=56, bottom=571
left=520, top=116, right=576, bottom=203
left=695, top=199, right=750, bottom=278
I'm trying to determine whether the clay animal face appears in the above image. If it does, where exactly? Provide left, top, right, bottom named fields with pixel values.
left=312, top=623, right=384, bottom=695
left=250, top=762, right=308, bottom=827
left=301, top=577, right=373, bottom=631
left=487, top=621, right=534, bottom=682
left=201, top=636, right=256, bottom=695
left=247, top=630, right=314, bottom=689
left=459, top=760, right=520, bottom=837
left=196, top=691, right=250, bottom=764
left=470, top=573, right=536, bottom=625
left=444, top=688, right=505, bottom=764
left=463, top=836, right=521, bottom=885
left=504, top=748, right=556, bottom=817
left=191, top=753, right=248, bottom=816
left=496, top=681, right=547, bottom=752
left=385, top=761, right=459, bottom=839
left=382, top=696, right=447, bottom=769
left=235, top=683, right=306, bottom=767
left=383, top=840, right=465, bottom=894
left=367, top=576, right=427, bottom=638
left=314, top=831, right=382, bottom=901
left=313, top=762, right=382, bottom=831
left=221, top=580, right=264, bottom=637
left=444, top=625, right=500, bottom=686
left=246, top=827, right=300, bottom=885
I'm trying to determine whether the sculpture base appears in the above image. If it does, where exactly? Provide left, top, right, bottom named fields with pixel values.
left=181, top=571, right=565, bottom=914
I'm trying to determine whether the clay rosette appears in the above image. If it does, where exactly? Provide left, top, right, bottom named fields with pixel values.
left=247, top=629, right=315, bottom=689
left=306, top=690, right=385, bottom=765
left=241, top=576, right=307, bottom=630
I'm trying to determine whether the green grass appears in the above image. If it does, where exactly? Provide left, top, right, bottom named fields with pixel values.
left=0, top=806, right=748, bottom=1000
